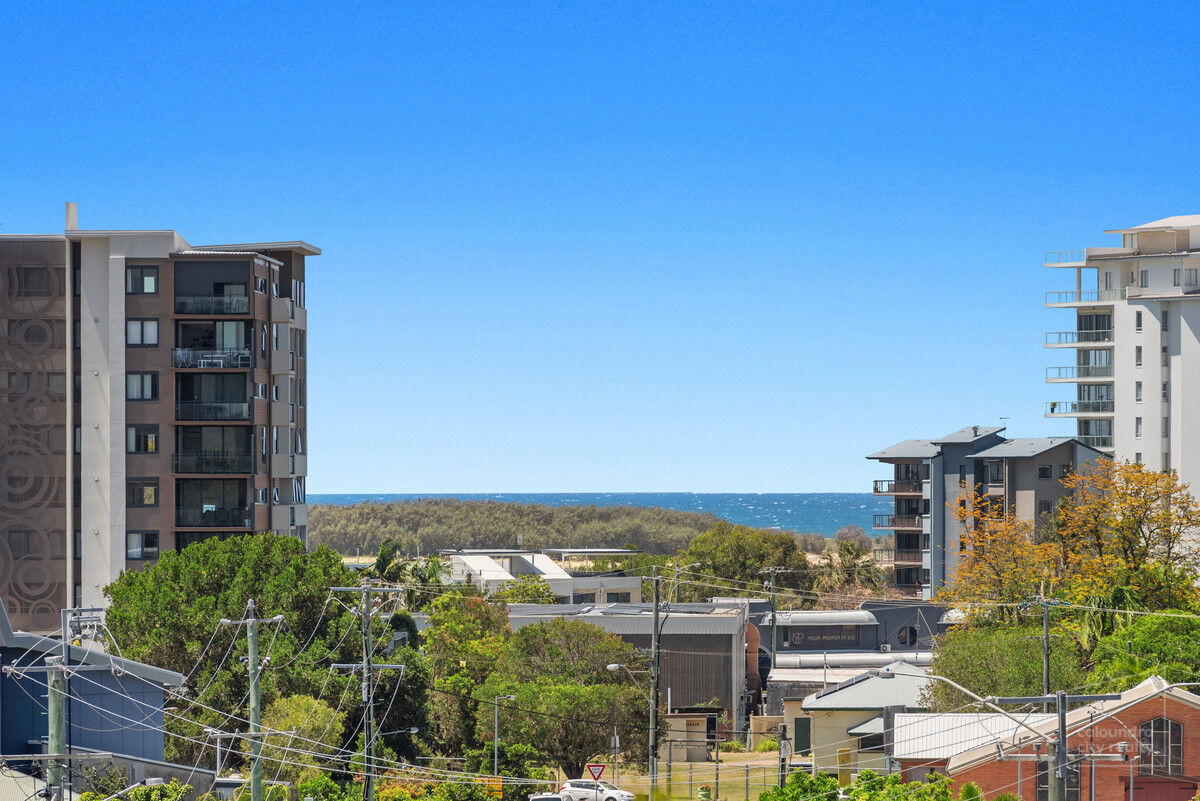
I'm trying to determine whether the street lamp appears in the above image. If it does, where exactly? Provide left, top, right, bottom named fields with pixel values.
left=494, top=695, right=516, bottom=776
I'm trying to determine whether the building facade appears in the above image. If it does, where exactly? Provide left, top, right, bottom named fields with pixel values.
left=0, top=205, right=314, bottom=630
left=868, top=426, right=1106, bottom=599
left=1045, top=215, right=1200, bottom=488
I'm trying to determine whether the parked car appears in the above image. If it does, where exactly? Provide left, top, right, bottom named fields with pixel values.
left=558, top=780, right=634, bottom=801
left=529, top=793, right=563, bottom=801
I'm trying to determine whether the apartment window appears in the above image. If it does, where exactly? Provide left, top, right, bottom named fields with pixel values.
left=1139, top=270, right=1149, bottom=288
left=14, top=266, right=52, bottom=296
left=126, top=319, right=159, bottom=347
left=272, top=281, right=279, bottom=297
left=958, top=465, right=966, bottom=487
left=1105, top=271, right=1113, bottom=291
left=126, top=531, right=159, bottom=560
left=1135, top=381, right=1142, bottom=402
left=74, top=320, right=80, bottom=348
left=256, top=383, right=267, bottom=399
left=1164, top=382, right=1170, bottom=402
left=1136, top=417, right=1143, bottom=438
left=1164, top=417, right=1170, bottom=437
left=126, top=425, right=159, bottom=454
left=126, top=372, right=159, bottom=401
left=255, top=277, right=268, bottom=293
left=125, top=266, right=158, bottom=294
left=1173, top=268, right=1181, bottom=287
left=1059, top=464, right=1071, bottom=478
left=260, top=426, right=267, bottom=459
left=1135, top=345, right=1142, bottom=366
left=272, top=427, right=279, bottom=454
left=260, top=324, right=268, bottom=357
left=1187, top=268, right=1198, bottom=286
left=271, top=382, right=279, bottom=401
left=272, top=324, right=279, bottom=350
left=74, top=426, right=81, bottom=454
left=1038, top=500, right=1053, bottom=516
left=294, top=429, right=304, bottom=455
left=257, top=488, right=267, bottom=504
left=1163, top=311, right=1169, bottom=331
left=127, top=478, right=158, bottom=507
left=1135, top=452, right=1143, bottom=464
left=1037, top=464, right=1052, bottom=479
left=1163, top=346, right=1169, bottom=367
left=1139, top=717, right=1183, bottom=776
left=1123, top=234, right=1137, bottom=249
left=1136, top=311, right=1143, bottom=331
left=73, top=265, right=81, bottom=296
left=272, top=487, right=280, bottom=504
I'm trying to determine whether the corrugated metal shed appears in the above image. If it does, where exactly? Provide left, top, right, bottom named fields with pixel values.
left=767, top=610, right=878, bottom=626
left=893, top=713, right=1055, bottom=761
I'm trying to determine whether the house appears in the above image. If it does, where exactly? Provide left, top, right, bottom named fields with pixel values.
left=441, top=549, right=643, bottom=602
left=897, top=676, right=1200, bottom=801
left=787, top=661, right=930, bottom=775
left=889, top=712, right=1055, bottom=781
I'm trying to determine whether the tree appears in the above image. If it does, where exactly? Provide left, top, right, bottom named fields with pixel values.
left=492, top=575, right=558, bottom=604
left=463, top=743, right=553, bottom=801
left=366, top=547, right=450, bottom=611
left=923, top=626, right=1085, bottom=710
left=477, top=619, right=655, bottom=777
left=80, top=780, right=191, bottom=801
left=425, top=588, right=511, bottom=753
left=259, top=694, right=347, bottom=786
left=1090, top=612, right=1200, bottom=691
left=814, top=540, right=885, bottom=599
left=833, top=525, right=870, bottom=549
left=677, top=521, right=812, bottom=603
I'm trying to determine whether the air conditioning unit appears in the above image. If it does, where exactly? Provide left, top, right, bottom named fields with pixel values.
left=879, top=644, right=893, bottom=653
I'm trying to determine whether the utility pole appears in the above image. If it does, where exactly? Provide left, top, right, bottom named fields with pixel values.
left=1042, top=598, right=1051, bottom=703
left=221, top=600, right=284, bottom=801
left=650, top=569, right=660, bottom=801
left=332, top=585, right=408, bottom=801
left=47, top=656, right=66, bottom=798
left=777, top=723, right=787, bottom=787
left=761, top=568, right=785, bottom=670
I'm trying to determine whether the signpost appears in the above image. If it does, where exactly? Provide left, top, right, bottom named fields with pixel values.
left=586, top=764, right=606, bottom=781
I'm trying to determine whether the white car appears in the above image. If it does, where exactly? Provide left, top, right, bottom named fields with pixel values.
left=558, top=780, right=634, bottom=801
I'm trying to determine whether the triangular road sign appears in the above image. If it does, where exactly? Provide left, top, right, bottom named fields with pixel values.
left=586, top=764, right=605, bottom=781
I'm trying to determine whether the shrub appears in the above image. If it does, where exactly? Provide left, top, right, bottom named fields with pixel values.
left=719, top=740, right=746, bottom=752
left=755, top=737, right=778, bottom=753
left=958, top=783, right=982, bottom=801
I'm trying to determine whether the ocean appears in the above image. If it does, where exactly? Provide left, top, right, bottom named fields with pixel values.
left=306, top=492, right=891, bottom=535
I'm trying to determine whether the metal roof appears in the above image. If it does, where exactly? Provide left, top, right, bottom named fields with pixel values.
left=770, top=667, right=866, bottom=688
left=506, top=602, right=746, bottom=635
left=767, top=610, right=878, bottom=626
left=893, top=713, right=1056, bottom=761
left=867, top=439, right=940, bottom=460
left=193, top=241, right=321, bottom=256
left=846, top=715, right=885, bottom=736
left=1105, top=215, right=1200, bottom=234
left=774, top=651, right=933, bottom=669
left=934, top=425, right=1005, bottom=444
left=452, top=554, right=514, bottom=581
left=970, top=437, right=1078, bottom=459
left=802, top=661, right=929, bottom=710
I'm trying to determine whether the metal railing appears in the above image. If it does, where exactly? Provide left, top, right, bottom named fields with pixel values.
left=173, top=451, right=254, bottom=474
left=873, top=514, right=922, bottom=529
left=1045, top=365, right=1114, bottom=380
left=172, top=348, right=253, bottom=369
left=175, top=295, right=250, bottom=314
left=176, top=507, right=253, bottom=528
left=1044, top=250, right=1086, bottom=265
left=1076, top=435, right=1114, bottom=449
left=872, top=480, right=923, bottom=494
left=1045, top=329, right=1113, bottom=345
left=1044, top=290, right=1120, bottom=305
left=1045, top=400, right=1114, bottom=415
left=175, top=401, right=250, bottom=421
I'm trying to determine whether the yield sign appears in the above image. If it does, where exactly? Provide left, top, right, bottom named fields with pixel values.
left=586, top=764, right=605, bottom=781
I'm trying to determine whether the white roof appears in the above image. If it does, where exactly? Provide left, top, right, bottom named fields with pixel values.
left=768, top=610, right=878, bottom=626
left=802, top=661, right=929, bottom=710
left=454, top=554, right=513, bottom=581
left=527, top=553, right=574, bottom=579
left=770, top=667, right=867, bottom=687
left=1103, top=215, right=1200, bottom=234
left=893, top=713, right=1055, bottom=761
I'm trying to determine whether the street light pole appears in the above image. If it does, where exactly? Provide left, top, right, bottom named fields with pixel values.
left=494, top=695, right=515, bottom=776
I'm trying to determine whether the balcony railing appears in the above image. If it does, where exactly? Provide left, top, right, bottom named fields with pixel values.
left=1045, top=400, right=1114, bottom=415
left=175, top=401, right=250, bottom=421
left=173, top=348, right=253, bottom=369
left=873, top=514, right=922, bottom=529
left=1045, top=365, right=1113, bottom=380
left=1044, top=250, right=1086, bottom=265
left=1077, top=435, right=1114, bottom=449
left=873, top=480, right=923, bottom=494
left=176, top=507, right=253, bottom=528
left=1045, top=329, right=1114, bottom=345
left=173, top=450, right=254, bottom=474
left=1044, top=290, right=1120, bottom=305
left=175, top=295, right=250, bottom=314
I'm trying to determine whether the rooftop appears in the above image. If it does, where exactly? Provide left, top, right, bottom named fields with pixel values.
left=970, top=437, right=1079, bottom=459
left=866, top=439, right=940, bottom=460
left=934, top=425, right=1006, bottom=444
left=802, top=661, right=929, bottom=710
left=893, top=713, right=1056, bottom=761
left=1104, top=215, right=1200, bottom=234
left=193, top=240, right=322, bottom=256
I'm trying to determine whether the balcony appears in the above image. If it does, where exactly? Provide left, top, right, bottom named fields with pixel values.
left=1044, top=290, right=1120, bottom=307
left=1045, top=365, right=1113, bottom=381
left=176, top=507, right=253, bottom=528
left=873, top=514, right=922, bottom=530
left=173, top=450, right=253, bottom=474
left=175, top=401, right=251, bottom=421
left=1044, top=250, right=1086, bottom=267
left=1076, top=435, right=1114, bottom=450
left=1045, top=330, right=1113, bottom=347
left=173, top=348, right=253, bottom=369
left=1045, top=400, right=1114, bottom=416
left=175, top=295, right=250, bottom=315
left=871, top=548, right=921, bottom=564
left=872, top=480, right=923, bottom=495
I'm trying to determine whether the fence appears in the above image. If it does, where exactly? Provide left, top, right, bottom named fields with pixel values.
left=546, top=758, right=782, bottom=801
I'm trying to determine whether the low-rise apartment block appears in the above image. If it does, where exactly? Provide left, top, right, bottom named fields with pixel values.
left=442, top=548, right=643, bottom=602
left=0, top=204, right=313, bottom=630
left=868, top=426, right=1106, bottom=599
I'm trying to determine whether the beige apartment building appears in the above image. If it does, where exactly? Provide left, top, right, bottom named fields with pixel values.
left=1045, top=215, right=1200, bottom=486
left=0, top=204, right=313, bottom=630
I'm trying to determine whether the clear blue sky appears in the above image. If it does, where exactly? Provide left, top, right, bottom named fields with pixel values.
left=3, top=1, right=1198, bottom=492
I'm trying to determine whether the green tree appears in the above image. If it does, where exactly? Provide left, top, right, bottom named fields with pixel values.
left=80, top=780, right=191, bottom=801
left=677, top=521, right=812, bottom=602
left=814, top=540, right=885, bottom=595
left=492, top=575, right=559, bottom=604
left=1090, top=612, right=1200, bottom=691
left=425, top=588, right=511, bottom=753
left=258, top=694, right=347, bottom=786
left=463, top=743, right=553, bottom=801
left=923, top=626, right=1085, bottom=710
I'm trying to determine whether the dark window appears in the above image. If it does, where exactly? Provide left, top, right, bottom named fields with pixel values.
left=958, top=465, right=966, bottom=486
left=897, top=626, right=918, bottom=647
left=1037, top=464, right=1052, bottom=479
left=126, top=318, right=159, bottom=346
left=1059, top=464, right=1072, bottom=478
left=15, top=266, right=52, bottom=297
left=127, top=478, right=158, bottom=507
left=126, top=372, right=158, bottom=401
left=256, top=277, right=267, bottom=293
left=1139, top=717, right=1182, bottom=775
left=126, top=531, right=159, bottom=560
left=1036, top=749, right=1080, bottom=801
left=126, top=265, right=158, bottom=294
left=859, top=734, right=885, bottom=752
left=126, top=424, right=159, bottom=454
left=1038, top=500, right=1053, bottom=516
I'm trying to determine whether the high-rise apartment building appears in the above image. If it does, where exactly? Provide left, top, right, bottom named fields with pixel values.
left=868, top=426, right=1105, bottom=599
left=0, top=204, right=314, bottom=630
left=1045, top=215, right=1200, bottom=482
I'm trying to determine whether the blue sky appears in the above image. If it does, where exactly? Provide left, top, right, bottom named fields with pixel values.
left=3, top=1, right=1199, bottom=492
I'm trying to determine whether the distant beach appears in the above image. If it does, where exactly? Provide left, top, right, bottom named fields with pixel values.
left=306, top=492, right=890, bottom=535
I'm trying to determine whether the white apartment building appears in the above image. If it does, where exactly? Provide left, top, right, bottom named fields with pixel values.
left=1045, top=215, right=1200, bottom=483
